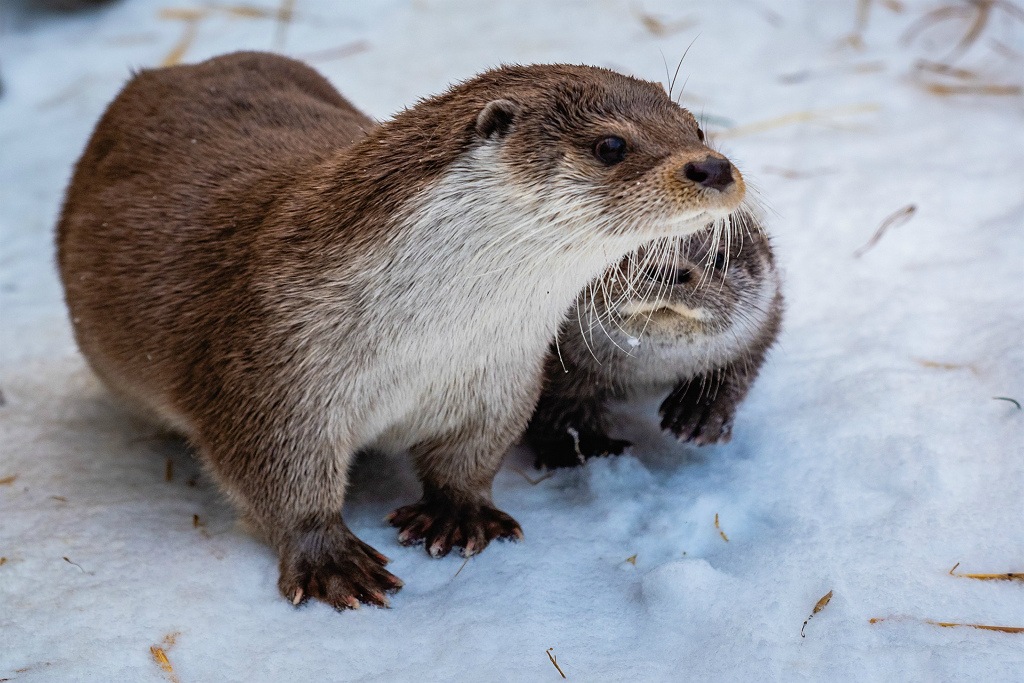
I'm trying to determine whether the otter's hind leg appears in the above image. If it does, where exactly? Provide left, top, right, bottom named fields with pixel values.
left=388, top=427, right=524, bottom=559
left=199, top=416, right=403, bottom=609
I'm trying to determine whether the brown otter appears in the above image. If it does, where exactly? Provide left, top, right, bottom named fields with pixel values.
left=57, top=51, right=746, bottom=609
left=527, top=210, right=782, bottom=468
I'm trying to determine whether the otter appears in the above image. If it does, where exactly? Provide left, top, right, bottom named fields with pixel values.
left=527, top=211, right=782, bottom=468
left=57, top=52, right=746, bottom=609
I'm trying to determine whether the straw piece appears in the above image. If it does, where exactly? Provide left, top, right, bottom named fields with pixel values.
left=853, top=204, right=916, bottom=258
left=717, top=104, right=880, bottom=139
left=801, top=590, right=834, bottom=637
left=546, top=648, right=567, bottom=679
left=949, top=562, right=1023, bottom=581
left=714, top=513, right=729, bottom=542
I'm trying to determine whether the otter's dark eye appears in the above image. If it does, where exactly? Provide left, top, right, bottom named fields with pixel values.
left=697, top=128, right=705, bottom=142
left=714, top=252, right=725, bottom=269
left=593, top=136, right=627, bottom=165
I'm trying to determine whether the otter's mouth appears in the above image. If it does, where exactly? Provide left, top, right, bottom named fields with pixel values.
left=617, top=301, right=708, bottom=322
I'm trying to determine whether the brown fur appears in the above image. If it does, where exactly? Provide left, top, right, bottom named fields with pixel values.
left=57, top=52, right=746, bottom=609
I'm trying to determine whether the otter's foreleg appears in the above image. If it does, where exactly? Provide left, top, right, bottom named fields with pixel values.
left=200, top=418, right=403, bottom=609
left=388, top=426, right=524, bottom=558
left=658, top=363, right=754, bottom=445
left=526, top=395, right=631, bottom=469
left=526, top=354, right=632, bottom=468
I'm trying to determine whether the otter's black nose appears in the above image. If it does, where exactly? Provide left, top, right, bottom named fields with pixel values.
left=682, top=157, right=734, bottom=192
left=644, top=266, right=693, bottom=286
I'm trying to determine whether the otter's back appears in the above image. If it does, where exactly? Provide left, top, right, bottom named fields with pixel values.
left=56, top=52, right=374, bottom=422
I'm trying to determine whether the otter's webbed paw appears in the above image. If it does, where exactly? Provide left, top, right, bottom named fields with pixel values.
left=532, top=425, right=631, bottom=469
left=386, top=489, right=523, bottom=558
left=659, top=374, right=738, bottom=446
left=278, top=517, right=403, bottom=610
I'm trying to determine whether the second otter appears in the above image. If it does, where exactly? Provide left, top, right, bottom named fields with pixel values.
left=528, top=212, right=782, bottom=467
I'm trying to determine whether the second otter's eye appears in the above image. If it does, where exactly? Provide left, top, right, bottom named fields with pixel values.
left=697, top=128, right=705, bottom=142
left=714, top=252, right=726, bottom=269
left=593, top=136, right=627, bottom=165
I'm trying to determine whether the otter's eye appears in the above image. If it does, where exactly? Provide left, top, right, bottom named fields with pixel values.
left=593, top=136, right=627, bottom=165
left=714, top=252, right=726, bottom=269
left=697, top=128, right=705, bottom=142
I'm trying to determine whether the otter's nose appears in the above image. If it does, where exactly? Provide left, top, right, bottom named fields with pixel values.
left=644, top=265, right=694, bottom=286
left=682, top=157, right=734, bottom=192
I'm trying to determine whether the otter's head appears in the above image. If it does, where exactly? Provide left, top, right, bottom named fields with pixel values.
left=586, top=209, right=780, bottom=364
left=455, top=64, right=745, bottom=242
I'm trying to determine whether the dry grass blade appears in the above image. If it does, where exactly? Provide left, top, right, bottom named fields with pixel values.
left=275, top=0, right=296, bottom=48
left=915, top=59, right=979, bottom=79
left=801, top=590, right=834, bottom=637
left=513, top=468, right=556, bottom=486
left=718, top=103, right=880, bottom=139
left=714, top=513, right=729, bottom=542
left=0, top=474, right=17, bottom=486
left=300, top=41, right=371, bottom=62
left=855, top=0, right=872, bottom=36
left=150, top=633, right=181, bottom=683
left=161, top=20, right=201, bottom=67
left=920, top=82, right=1022, bottom=96
left=900, top=4, right=974, bottom=47
left=949, top=562, right=1024, bottom=581
left=546, top=648, right=567, bottom=679
left=63, top=556, right=86, bottom=572
left=635, top=9, right=697, bottom=37
left=993, top=397, right=1022, bottom=409
left=913, top=358, right=976, bottom=372
left=902, top=0, right=1024, bottom=60
left=150, top=647, right=172, bottom=673
left=0, top=557, right=8, bottom=566
left=452, top=556, right=471, bottom=580
left=990, top=38, right=1023, bottom=60
left=762, top=165, right=837, bottom=179
left=216, top=3, right=275, bottom=18
left=870, top=616, right=1024, bottom=633
left=853, top=204, right=916, bottom=258
left=625, top=554, right=638, bottom=566
left=159, top=8, right=207, bottom=21
left=951, top=0, right=995, bottom=58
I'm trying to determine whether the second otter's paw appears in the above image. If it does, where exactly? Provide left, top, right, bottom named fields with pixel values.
left=659, top=378, right=737, bottom=446
left=386, top=491, right=523, bottom=558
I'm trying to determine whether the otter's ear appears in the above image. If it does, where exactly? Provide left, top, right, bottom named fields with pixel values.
left=476, top=99, right=519, bottom=139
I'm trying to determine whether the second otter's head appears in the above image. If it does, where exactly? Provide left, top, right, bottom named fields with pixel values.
left=582, top=209, right=781, bottom=366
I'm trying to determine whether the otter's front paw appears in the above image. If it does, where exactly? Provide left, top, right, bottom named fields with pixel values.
left=659, top=379, right=736, bottom=446
left=533, top=427, right=631, bottom=469
left=386, top=491, right=523, bottom=558
left=278, top=518, right=403, bottom=610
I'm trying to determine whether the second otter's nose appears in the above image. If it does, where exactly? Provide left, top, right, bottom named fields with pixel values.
left=682, top=157, right=734, bottom=192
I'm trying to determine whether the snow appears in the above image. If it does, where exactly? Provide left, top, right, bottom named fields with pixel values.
left=2, top=0, right=1023, bottom=681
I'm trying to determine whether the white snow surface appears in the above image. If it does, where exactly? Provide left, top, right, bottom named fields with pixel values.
left=2, top=1, right=1023, bottom=681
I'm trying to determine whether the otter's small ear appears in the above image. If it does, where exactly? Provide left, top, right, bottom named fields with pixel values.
left=476, top=99, right=519, bottom=139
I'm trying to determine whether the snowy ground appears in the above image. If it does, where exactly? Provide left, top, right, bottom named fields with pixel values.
left=2, top=0, right=1023, bottom=681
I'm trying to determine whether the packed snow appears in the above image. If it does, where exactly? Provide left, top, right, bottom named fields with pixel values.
left=2, top=0, right=1023, bottom=681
